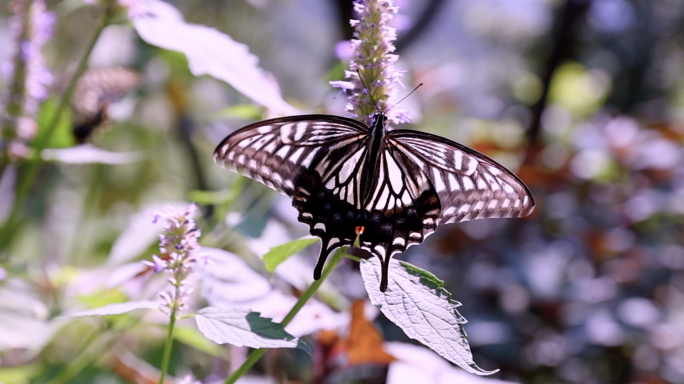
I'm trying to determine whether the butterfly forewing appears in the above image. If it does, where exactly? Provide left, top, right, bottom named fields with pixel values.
left=213, top=115, right=368, bottom=196
left=388, top=130, right=535, bottom=224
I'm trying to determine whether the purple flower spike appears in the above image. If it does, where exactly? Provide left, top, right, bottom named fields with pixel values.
left=143, top=203, right=204, bottom=314
left=330, top=0, right=410, bottom=125
left=1, top=0, right=55, bottom=160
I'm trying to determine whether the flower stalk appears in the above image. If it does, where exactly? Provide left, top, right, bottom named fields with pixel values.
left=143, top=203, right=203, bottom=384
left=330, top=0, right=409, bottom=125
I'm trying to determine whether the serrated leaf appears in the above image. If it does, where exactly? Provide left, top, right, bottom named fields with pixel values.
left=195, top=307, right=308, bottom=353
left=62, top=300, right=158, bottom=318
left=131, top=0, right=298, bottom=115
left=360, top=257, right=497, bottom=376
left=262, top=237, right=318, bottom=273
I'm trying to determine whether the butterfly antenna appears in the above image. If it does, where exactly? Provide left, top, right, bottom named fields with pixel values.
left=355, top=69, right=382, bottom=114
left=386, top=83, right=423, bottom=113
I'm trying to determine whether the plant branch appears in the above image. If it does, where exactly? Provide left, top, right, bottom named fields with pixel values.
left=222, top=247, right=348, bottom=384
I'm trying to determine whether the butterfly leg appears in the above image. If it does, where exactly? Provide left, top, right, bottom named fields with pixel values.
left=379, top=254, right=391, bottom=292
left=313, top=241, right=333, bottom=280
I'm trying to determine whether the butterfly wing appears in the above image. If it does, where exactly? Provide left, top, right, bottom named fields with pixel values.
left=213, top=115, right=368, bottom=195
left=71, top=67, right=141, bottom=142
left=215, top=116, right=535, bottom=293
left=351, top=146, right=440, bottom=291
left=214, top=115, right=370, bottom=277
left=388, top=130, right=535, bottom=224
left=353, top=130, right=534, bottom=291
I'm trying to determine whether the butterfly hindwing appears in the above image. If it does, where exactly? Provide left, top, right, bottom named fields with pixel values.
left=350, top=148, right=440, bottom=291
left=388, top=130, right=535, bottom=225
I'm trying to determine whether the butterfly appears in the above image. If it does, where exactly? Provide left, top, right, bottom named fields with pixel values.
left=71, top=67, right=141, bottom=143
left=214, top=112, right=535, bottom=291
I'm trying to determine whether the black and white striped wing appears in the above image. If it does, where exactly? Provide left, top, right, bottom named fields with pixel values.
left=213, top=115, right=368, bottom=196
left=388, top=130, right=535, bottom=224
left=352, top=147, right=441, bottom=291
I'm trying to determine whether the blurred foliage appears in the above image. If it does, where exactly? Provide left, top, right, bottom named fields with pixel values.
left=1, top=0, right=684, bottom=383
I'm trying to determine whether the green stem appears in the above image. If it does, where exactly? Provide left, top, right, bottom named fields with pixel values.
left=70, top=163, right=103, bottom=264
left=45, top=327, right=102, bottom=384
left=222, top=247, right=348, bottom=384
left=159, top=294, right=179, bottom=384
left=45, top=320, right=138, bottom=384
left=0, top=1, right=115, bottom=255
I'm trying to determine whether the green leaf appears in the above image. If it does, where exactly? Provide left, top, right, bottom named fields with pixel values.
left=76, top=290, right=129, bottom=310
left=262, top=237, right=319, bottom=273
left=174, top=326, right=223, bottom=357
left=35, top=97, right=76, bottom=149
left=0, top=364, right=40, bottom=384
left=187, top=188, right=239, bottom=205
left=360, top=257, right=497, bottom=376
left=61, top=300, right=158, bottom=318
left=548, top=62, right=609, bottom=117
left=195, top=307, right=309, bottom=353
left=209, top=104, right=264, bottom=121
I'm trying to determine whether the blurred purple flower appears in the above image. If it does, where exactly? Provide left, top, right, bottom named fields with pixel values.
left=143, top=203, right=204, bottom=315
left=21, top=0, right=55, bottom=116
left=330, top=0, right=410, bottom=125
left=118, top=0, right=150, bottom=18
left=0, top=266, right=6, bottom=281
left=334, top=41, right=354, bottom=61
left=1, top=0, right=55, bottom=160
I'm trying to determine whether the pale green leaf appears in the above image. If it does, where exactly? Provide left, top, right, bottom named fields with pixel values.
left=262, top=237, right=318, bottom=273
left=360, top=257, right=497, bottom=375
left=195, top=307, right=310, bottom=353
left=61, top=300, right=158, bottom=318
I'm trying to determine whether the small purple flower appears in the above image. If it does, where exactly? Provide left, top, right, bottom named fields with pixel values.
left=330, top=0, right=410, bottom=125
left=334, top=41, right=354, bottom=61
left=0, top=267, right=7, bottom=281
left=142, top=255, right=168, bottom=273
left=143, top=203, right=205, bottom=314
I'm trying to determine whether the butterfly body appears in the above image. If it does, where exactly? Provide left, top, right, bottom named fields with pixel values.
left=214, top=113, right=534, bottom=291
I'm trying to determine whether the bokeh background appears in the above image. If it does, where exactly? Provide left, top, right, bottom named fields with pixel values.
left=2, top=0, right=684, bottom=383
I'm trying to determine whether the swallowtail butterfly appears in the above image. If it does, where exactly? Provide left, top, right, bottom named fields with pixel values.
left=71, top=67, right=141, bottom=142
left=214, top=113, right=535, bottom=291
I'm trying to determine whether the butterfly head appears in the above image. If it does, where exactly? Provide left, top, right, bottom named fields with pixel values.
left=369, top=112, right=389, bottom=131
